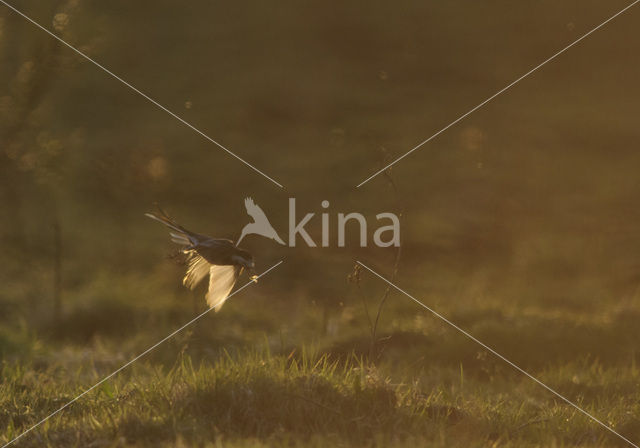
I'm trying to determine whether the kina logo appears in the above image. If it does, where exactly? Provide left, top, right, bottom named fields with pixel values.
left=237, top=197, right=400, bottom=248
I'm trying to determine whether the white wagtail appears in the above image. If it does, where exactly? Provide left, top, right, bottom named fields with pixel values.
left=146, top=207, right=258, bottom=311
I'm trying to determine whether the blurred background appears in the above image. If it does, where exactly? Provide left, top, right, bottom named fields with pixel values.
left=1, top=0, right=639, bottom=445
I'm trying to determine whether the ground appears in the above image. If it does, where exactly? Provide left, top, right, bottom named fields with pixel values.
left=1, top=266, right=639, bottom=447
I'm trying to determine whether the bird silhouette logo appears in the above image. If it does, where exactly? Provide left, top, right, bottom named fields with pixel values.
left=237, top=197, right=285, bottom=246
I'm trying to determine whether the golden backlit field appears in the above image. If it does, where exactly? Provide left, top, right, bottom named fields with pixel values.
left=1, top=1, right=639, bottom=446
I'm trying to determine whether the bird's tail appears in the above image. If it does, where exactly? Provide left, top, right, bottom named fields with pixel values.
left=145, top=206, right=196, bottom=246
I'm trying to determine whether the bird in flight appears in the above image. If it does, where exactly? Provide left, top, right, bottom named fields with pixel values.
left=145, top=207, right=257, bottom=312
left=237, top=197, right=285, bottom=246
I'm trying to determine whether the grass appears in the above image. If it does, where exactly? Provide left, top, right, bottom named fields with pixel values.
left=0, top=263, right=639, bottom=447
left=1, top=349, right=445, bottom=447
left=2, top=346, right=637, bottom=448
left=0, top=253, right=638, bottom=448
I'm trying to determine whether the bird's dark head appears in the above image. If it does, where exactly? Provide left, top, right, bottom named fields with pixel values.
left=233, top=249, right=257, bottom=281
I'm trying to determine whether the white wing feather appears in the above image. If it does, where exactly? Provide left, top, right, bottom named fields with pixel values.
left=206, top=265, right=240, bottom=312
left=183, top=253, right=210, bottom=289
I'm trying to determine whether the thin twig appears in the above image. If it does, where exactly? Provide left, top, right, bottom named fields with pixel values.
left=369, top=148, right=404, bottom=361
left=356, top=280, right=374, bottom=336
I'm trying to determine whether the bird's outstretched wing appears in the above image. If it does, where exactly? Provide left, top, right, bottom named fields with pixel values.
left=206, top=265, right=242, bottom=312
left=183, top=252, right=210, bottom=289
left=244, top=197, right=269, bottom=224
